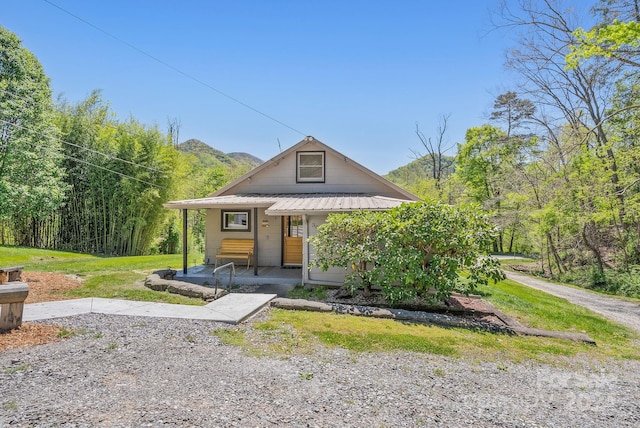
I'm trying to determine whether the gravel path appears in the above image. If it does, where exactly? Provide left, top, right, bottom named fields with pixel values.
left=1, top=313, right=639, bottom=427
left=506, top=271, right=640, bottom=334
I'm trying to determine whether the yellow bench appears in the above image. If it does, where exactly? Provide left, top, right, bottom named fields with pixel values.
left=215, top=239, right=254, bottom=269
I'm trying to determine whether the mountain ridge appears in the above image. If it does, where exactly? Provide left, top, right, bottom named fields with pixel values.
left=176, top=138, right=263, bottom=170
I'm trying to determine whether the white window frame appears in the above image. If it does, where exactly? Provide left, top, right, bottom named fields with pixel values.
left=221, top=210, right=251, bottom=232
left=296, top=151, right=325, bottom=183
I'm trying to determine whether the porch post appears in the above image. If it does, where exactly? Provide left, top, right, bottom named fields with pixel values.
left=302, top=214, right=309, bottom=285
left=253, top=207, right=258, bottom=276
left=182, top=209, right=188, bottom=275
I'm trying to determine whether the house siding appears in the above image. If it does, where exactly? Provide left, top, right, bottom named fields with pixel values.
left=221, top=141, right=406, bottom=198
left=205, top=208, right=281, bottom=267
left=306, top=213, right=348, bottom=284
left=166, top=136, right=419, bottom=284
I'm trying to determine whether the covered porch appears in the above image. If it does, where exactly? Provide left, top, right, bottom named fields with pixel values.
left=163, top=193, right=407, bottom=286
left=174, top=264, right=303, bottom=297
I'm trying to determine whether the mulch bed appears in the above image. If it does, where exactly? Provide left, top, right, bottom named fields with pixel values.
left=322, top=288, right=512, bottom=326
left=22, top=271, right=84, bottom=304
left=1, top=271, right=82, bottom=353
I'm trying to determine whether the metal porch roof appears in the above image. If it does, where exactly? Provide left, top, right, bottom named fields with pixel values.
left=163, top=193, right=410, bottom=214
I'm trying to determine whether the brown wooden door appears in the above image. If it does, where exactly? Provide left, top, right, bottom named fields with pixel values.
left=283, top=216, right=303, bottom=265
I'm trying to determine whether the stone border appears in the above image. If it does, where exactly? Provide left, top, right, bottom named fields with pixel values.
left=270, top=298, right=596, bottom=344
left=144, top=270, right=226, bottom=301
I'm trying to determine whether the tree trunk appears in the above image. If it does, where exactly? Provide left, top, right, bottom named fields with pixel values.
left=582, top=222, right=604, bottom=275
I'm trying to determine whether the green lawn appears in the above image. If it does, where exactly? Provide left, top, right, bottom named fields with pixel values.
left=242, top=275, right=640, bottom=363
left=0, top=245, right=204, bottom=305
left=4, top=245, right=639, bottom=362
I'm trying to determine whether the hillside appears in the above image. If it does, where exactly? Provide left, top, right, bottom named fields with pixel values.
left=385, top=154, right=455, bottom=189
left=228, top=152, right=263, bottom=166
left=176, top=139, right=262, bottom=170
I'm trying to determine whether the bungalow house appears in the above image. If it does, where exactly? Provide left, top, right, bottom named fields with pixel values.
left=164, top=136, right=420, bottom=286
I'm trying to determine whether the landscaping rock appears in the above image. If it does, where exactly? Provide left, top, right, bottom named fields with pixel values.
left=144, top=274, right=226, bottom=301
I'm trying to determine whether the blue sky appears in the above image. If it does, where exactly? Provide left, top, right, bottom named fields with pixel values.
left=3, top=0, right=518, bottom=174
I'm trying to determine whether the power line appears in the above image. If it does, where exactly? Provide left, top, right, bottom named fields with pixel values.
left=0, top=87, right=166, bottom=174
left=42, top=0, right=307, bottom=137
left=0, top=118, right=168, bottom=189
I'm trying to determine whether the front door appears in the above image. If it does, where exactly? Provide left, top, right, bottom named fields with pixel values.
left=283, top=216, right=303, bottom=265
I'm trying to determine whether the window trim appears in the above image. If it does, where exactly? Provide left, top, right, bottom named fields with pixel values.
left=296, top=151, right=326, bottom=183
left=220, top=210, right=251, bottom=232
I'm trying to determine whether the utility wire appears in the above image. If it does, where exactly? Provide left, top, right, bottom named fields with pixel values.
left=42, top=0, right=307, bottom=137
left=0, top=87, right=166, bottom=174
left=0, top=118, right=167, bottom=189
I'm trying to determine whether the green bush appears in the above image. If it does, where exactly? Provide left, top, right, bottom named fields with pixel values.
left=309, top=201, right=505, bottom=304
left=557, top=266, right=640, bottom=298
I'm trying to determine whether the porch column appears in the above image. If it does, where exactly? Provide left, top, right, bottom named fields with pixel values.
left=302, top=214, right=309, bottom=285
left=182, top=209, right=188, bottom=275
left=253, top=207, right=258, bottom=276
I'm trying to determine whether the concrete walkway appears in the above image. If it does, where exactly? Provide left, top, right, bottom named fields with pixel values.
left=23, top=293, right=277, bottom=324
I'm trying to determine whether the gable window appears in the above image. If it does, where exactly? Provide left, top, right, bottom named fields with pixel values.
left=297, top=151, right=325, bottom=183
left=221, top=210, right=251, bottom=232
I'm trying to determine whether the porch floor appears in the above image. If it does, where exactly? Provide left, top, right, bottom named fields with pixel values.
left=175, top=265, right=302, bottom=296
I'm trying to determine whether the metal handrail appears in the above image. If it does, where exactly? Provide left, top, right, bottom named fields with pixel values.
left=213, top=262, right=236, bottom=295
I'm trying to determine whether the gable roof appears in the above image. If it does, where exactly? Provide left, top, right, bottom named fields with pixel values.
left=210, top=136, right=419, bottom=201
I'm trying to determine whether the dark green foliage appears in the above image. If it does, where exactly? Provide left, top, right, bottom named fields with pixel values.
left=157, top=218, right=180, bottom=254
left=309, top=201, right=505, bottom=304
left=0, top=26, right=67, bottom=233
left=556, top=266, right=640, bottom=299
left=0, top=27, right=256, bottom=255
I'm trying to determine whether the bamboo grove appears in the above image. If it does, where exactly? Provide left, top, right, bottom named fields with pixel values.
left=0, top=26, right=246, bottom=255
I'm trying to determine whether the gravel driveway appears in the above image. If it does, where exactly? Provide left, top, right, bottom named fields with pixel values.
left=1, top=313, right=639, bottom=427
left=505, top=271, right=640, bottom=334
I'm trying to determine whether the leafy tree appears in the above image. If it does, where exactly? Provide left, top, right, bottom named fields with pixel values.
left=567, top=21, right=640, bottom=69
left=495, top=0, right=626, bottom=275
left=0, top=26, right=67, bottom=238
left=310, top=202, right=504, bottom=304
left=380, top=202, right=504, bottom=303
left=309, top=210, right=384, bottom=297
left=453, top=124, right=533, bottom=252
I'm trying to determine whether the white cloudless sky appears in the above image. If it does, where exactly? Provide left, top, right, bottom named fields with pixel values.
left=3, top=0, right=521, bottom=174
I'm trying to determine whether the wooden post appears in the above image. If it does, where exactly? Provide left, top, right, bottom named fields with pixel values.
left=253, top=207, right=258, bottom=276
left=302, top=214, right=309, bottom=285
left=182, top=209, right=188, bottom=275
left=0, top=282, right=29, bottom=331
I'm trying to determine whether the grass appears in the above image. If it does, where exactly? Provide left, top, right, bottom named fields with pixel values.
left=3, top=363, right=32, bottom=374
left=2, top=400, right=18, bottom=411
left=0, top=245, right=204, bottom=305
left=210, top=328, right=246, bottom=346
left=249, top=309, right=599, bottom=362
left=4, top=245, right=640, bottom=362
left=287, top=284, right=328, bottom=300
left=242, top=276, right=640, bottom=363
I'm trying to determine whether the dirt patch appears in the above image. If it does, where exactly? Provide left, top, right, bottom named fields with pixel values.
left=22, top=271, right=84, bottom=304
left=0, top=271, right=81, bottom=353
